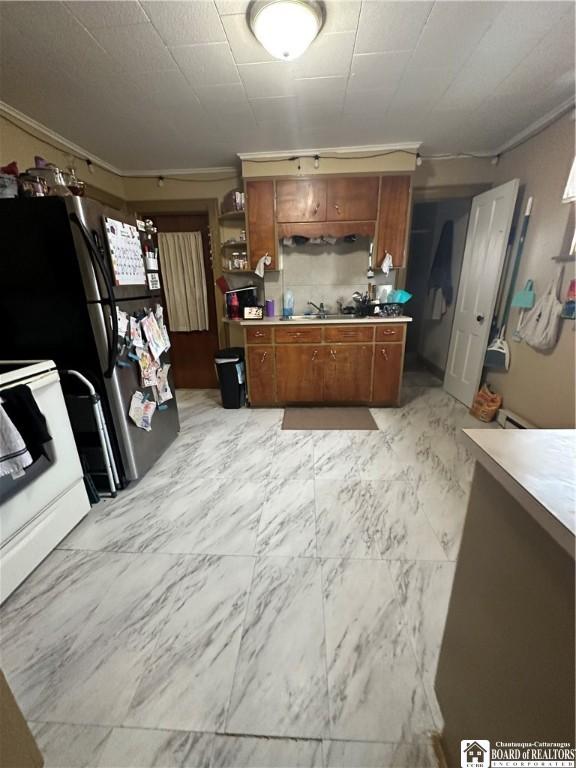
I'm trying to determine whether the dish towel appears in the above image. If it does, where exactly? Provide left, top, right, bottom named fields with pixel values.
left=0, top=385, right=52, bottom=464
left=0, top=405, right=32, bottom=478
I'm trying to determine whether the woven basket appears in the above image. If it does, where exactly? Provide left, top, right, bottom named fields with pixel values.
left=470, top=385, right=502, bottom=423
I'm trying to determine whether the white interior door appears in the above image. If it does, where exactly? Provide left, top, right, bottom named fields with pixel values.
left=444, top=179, right=519, bottom=406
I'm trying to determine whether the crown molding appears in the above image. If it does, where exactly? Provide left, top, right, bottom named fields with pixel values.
left=0, top=101, right=121, bottom=174
left=238, top=142, right=422, bottom=161
left=0, top=101, right=239, bottom=178
left=494, top=97, right=575, bottom=156
left=124, top=166, right=238, bottom=178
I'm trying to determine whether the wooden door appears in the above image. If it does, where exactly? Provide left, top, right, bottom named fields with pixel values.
left=326, top=177, right=379, bottom=221
left=246, top=180, right=277, bottom=269
left=444, top=180, right=519, bottom=406
left=275, top=345, right=324, bottom=402
left=372, top=343, right=403, bottom=404
left=376, top=176, right=412, bottom=268
left=323, top=344, right=373, bottom=401
left=149, top=212, right=218, bottom=389
left=246, top=345, right=275, bottom=404
left=276, top=179, right=327, bottom=223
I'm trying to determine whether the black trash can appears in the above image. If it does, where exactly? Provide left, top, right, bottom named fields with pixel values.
left=214, top=347, right=246, bottom=409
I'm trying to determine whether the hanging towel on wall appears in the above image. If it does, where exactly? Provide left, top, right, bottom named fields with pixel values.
left=158, top=231, right=210, bottom=331
left=0, top=385, right=52, bottom=464
left=0, top=405, right=32, bottom=478
left=428, top=220, right=454, bottom=316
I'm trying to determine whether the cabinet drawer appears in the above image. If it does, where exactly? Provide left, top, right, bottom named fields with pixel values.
left=275, top=326, right=323, bottom=344
left=375, top=324, right=405, bottom=343
left=324, top=325, right=374, bottom=343
left=246, top=326, right=272, bottom=344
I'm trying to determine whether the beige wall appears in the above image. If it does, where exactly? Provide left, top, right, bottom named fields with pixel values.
left=487, top=113, right=575, bottom=428
left=123, top=174, right=240, bottom=204
left=242, top=150, right=416, bottom=178
left=0, top=114, right=124, bottom=199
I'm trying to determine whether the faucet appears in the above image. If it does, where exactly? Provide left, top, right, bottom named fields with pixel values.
left=308, top=301, right=327, bottom=319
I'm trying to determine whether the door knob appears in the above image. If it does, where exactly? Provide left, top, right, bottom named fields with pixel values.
left=476, top=314, right=484, bottom=323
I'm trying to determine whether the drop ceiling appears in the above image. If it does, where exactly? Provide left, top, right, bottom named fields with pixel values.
left=0, top=0, right=574, bottom=172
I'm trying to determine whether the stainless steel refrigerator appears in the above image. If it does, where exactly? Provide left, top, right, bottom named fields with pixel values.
left=0, top=195, right=179, bottom=485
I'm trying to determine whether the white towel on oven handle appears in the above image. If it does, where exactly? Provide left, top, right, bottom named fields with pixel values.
left=0, top=403, right=33, bottom=478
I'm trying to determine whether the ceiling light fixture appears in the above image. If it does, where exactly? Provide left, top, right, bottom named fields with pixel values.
left=249, top=0, right=323, bottom=61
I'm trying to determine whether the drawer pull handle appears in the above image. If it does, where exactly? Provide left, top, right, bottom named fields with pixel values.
left=260, top=352, right=267, bottom=364
left=330, top=349, right=336, bottom=360
left=334, top=203, right=341, bottom=213
left=255, top=331, right=264, bottom=337
left=313, top=203, right=320, bottom=214
left=312, top=349, right=318, bottom=361
left=381, top=348, right=389, bottom=361
left=382, top=329, right=395, bottom=335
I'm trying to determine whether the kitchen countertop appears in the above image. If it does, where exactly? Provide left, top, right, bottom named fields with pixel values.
left=224, top=315, right=412, bottom=326
left=463, top=429, right=575, bottom=557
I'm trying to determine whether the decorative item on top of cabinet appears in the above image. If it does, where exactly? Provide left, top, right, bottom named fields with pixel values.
left=276, top=179, right=327, bottom=222
left=246, top=345, right=276, bottom=404
left=326, top=177, right=379, bottom=222
left=372, top=343, right=404, bottom=405
left=376, top=176, right=412, bottom=269
left=245, top=179, right=277, bottom=270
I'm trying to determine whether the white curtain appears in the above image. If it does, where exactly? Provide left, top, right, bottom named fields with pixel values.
left=158, top=231, right=209, bottom=332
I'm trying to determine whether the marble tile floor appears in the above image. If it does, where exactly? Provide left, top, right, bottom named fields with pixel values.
left=1, top=381, right=484, bottom=768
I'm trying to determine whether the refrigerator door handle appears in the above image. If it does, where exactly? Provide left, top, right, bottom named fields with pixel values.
left=70, top=213, right=118, bottom=378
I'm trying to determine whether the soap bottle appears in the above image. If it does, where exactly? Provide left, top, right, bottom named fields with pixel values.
left=283, top=289, right=294, bottom=318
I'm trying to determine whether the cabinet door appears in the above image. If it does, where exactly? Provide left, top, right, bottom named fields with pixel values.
left=276, top=179, right=327, bottom=223
left=372, top=343, right=403, bottom=404
left=326, top=177, right=379, bottom=221
left=275, top=345, right=324, bottom=402
left=323, top=344, right=373, bottom=402
left=247, top=345, right=276, bottom=404
left=246, top=180, right=277, bottom=269
left=376, top=176, right=411, bottom=268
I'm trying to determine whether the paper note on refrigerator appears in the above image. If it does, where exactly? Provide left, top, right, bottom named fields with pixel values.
left=128, top=391, right=156, bottom=431
left=154, top=364, right=173, bottom=403
left=130, top=316, right=145, bottom=348
left=116, top=308, right=129, bottom=338
left=141, top=312, right=165, bottom=361
left=136, top=348, right=159, bottom=387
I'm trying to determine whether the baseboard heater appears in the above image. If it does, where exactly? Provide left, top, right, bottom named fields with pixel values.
left=496, top=408, right=535, bottom=429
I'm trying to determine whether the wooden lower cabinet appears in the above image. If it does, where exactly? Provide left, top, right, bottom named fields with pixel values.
left=373, top=343, right=403, bottom=404
left=275, top=345, right=324, bottom=402
left=246, top=345, right=275, bottom=404
left=323, top=344, right=373, bottom=402
left=245, top=323, right=406, bottom=406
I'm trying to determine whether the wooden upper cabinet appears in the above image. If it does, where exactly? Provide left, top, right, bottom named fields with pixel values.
left=376, top=175, right=411, bottom=268
left=326, top=177, right=379, bottom=221
left=276, top=179, right=327, bottom=223
left=245, top=180, right=277, bottom=270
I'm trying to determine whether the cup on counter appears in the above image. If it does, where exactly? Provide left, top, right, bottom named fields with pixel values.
left=265, top=299, right=275, bottom=317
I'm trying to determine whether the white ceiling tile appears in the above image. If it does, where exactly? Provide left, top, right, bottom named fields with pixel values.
left=348, top=51, right=411, bottom=93
left=355, top=1, right=433, bottom=54
left=293, top=32, right=355, bottom=78
left=195, top=82, right=246, bottom=108
left=293, top=76, right=347, bottom=104
left=141, top=1, right=226, bottom=46
left=391, top=66, right=456, bottom=110
left=238, top=61, right=296, bottom=98
left=221, top=13, right=274, bottom=65
left=172, top=42, right=240, bottom=86
left=127, top=69, right=201, bottom=107
left=66, top=1, right=148, bottom=28
left=343, top=91, right=390, bottom=119
left=91, top=23, right=175, bottom=72
left=214, top=0, right=248, bottom=15
left=410, top=1, right=505, bottom=70
left=251, top=96, right=298, bottom=123
left=322, top=1, right=362, bottom=34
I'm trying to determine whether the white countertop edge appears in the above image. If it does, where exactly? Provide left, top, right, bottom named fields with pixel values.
left=224, top=316, right=412, bottom=326
left=463, top=429, right=575, bottom=559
